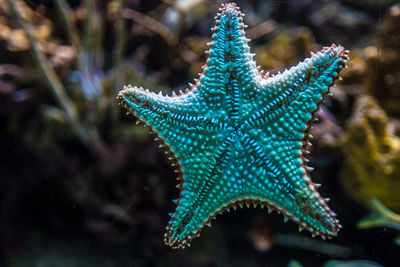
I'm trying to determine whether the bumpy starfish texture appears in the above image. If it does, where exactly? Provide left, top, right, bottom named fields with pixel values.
left=118, top=3, right=348, bottom=249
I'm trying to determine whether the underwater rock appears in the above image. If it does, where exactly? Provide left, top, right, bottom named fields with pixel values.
left=340, top=95, right=400, bottom=211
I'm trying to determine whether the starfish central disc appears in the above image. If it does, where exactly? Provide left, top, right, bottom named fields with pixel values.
left=118, top=2, right=348, bottom=249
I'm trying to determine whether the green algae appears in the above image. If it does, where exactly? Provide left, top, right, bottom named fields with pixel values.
left=341, top=95, right=400, bottom=211
left=358, top=198, right=400, bottom=246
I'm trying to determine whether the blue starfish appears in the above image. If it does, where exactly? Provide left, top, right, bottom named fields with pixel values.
left=118, top=3, right=348, bottom=248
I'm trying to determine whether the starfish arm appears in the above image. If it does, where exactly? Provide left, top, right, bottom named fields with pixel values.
left=245, top=44, right=349, bottom=133
left=165, top=131, right=237, bottom=248
left=118, top=85, right=232, bottom=154
left=119, top=87, right=236, bottom=249
left=244, top=130, right=340, bottom=238
left=240, top=45, right=348, bottom=238
left=165, top=130, right=337, bottom=248
left=199, top=4, right=261, bottom=122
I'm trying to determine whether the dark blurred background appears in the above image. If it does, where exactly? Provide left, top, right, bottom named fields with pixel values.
left=1, top=0, right=400, bottom=266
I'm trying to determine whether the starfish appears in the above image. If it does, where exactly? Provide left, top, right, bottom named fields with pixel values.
left=118, top=3, right=348, bottom=249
